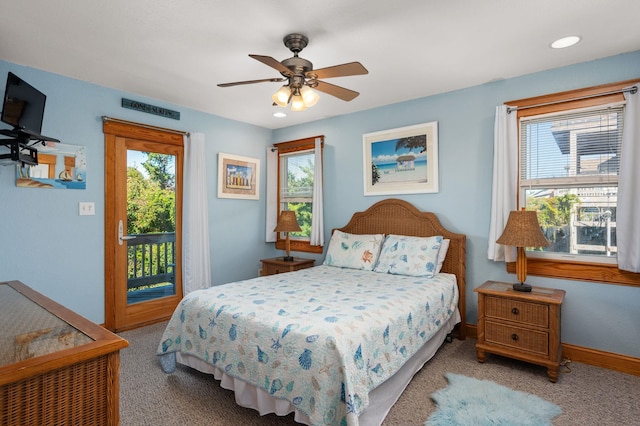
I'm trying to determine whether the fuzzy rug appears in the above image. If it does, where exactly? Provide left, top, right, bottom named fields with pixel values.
left=425, top=373, right=562, bottom=426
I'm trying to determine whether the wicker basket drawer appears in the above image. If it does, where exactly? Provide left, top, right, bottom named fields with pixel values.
left=485, top=296, right=549, bottom=327
left=485, top=320, right=549, bottom=356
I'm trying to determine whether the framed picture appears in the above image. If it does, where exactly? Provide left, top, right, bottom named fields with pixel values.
left=363, top=121, right=439, bottom=196
left=16, top=142, right=87, bottom=190
left=217, top=152, right=260, bottom=200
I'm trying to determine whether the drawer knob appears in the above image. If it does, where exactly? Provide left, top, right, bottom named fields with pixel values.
left=511, top=333, right=519, bottom=341
left=511, top=307, right=519, bottom=315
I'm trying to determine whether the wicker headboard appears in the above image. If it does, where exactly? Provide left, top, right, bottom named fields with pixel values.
left=335, top=198, right=466, bottom=339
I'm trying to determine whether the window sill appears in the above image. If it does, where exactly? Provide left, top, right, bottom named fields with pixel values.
left=276, top=239, right=323, bottom=254
left=506, top=258, right=640, bottom=287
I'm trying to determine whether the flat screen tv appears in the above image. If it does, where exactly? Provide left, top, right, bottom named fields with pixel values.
left=0, top=72, right=58, bottom=143
left=1, top=72, right=47, bottom=135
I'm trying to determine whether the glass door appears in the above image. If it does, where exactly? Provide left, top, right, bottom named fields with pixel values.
left=125, top=150, right=177, bottom=304
left=104, top=120, right=183, bottom=332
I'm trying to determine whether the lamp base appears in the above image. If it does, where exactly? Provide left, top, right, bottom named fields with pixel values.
left=282, top=256, right=295, bottom=262
left=512, top=282, right=532, bottom=292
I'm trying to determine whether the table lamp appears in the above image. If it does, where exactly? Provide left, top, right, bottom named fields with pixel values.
left=496, top=208, right=550, bottom=292
left=274, top=210, right=301, bottom=261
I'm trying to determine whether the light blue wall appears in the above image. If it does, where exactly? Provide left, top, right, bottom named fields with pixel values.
left=273, top=51, right=640, bottom=358
left=1, top=51, right=639, bottom=358
left=0, top=60, right=272, bottom=323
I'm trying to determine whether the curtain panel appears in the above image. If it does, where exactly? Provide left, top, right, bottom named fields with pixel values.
left=310, top=137, right=324, bottom=246
left=488, top=105, right=518, bottom=262
left=617, top=84, right=640, bottom=272
left=182, top=132, right=212, bottom=294
left=265, top=147, right=278, bottom=242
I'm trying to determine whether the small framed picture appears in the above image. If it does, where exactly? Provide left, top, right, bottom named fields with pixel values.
left=217, top=152, right=260, bottom=200
left=363, top=121, right=439, bottom=196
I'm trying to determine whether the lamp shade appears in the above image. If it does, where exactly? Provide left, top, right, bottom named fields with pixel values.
left=274, top=210, right=301, bottom=233
left=290, top=92, right=307, bottom=112
left=272, top=86, right=291, bottom=107
left=300, top=86, right=319, bottom=107
left=496, top=210, right=550, bottom=248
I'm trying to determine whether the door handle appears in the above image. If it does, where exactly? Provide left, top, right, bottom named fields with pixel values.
left=118, top=220, right=136, bottom=245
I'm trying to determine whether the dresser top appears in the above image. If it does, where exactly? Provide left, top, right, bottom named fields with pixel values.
left=475, top=280, right=565, bottom=304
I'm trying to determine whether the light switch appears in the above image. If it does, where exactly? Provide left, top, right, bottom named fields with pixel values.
left=79, top=202, right=95, bottom=216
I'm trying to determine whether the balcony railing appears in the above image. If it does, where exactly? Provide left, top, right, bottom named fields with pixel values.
left=127, top=232, right=175, bottom=291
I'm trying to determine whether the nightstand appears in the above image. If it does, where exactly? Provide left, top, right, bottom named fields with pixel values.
left=260, top=257, right=315, bottom=276
left=475, top=280, right=565, bottom=382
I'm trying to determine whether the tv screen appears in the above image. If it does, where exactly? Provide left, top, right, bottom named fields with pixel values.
left=1, top=72, right=46, bottom=135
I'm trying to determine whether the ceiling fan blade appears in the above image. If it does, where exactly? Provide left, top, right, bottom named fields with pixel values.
left=249, top=54, right=293, bottom=76
left=217, top=77, right=286, bottom=87
left=314, top=80, right=360, bottom=101
left=307, top=62, right=368, bottom=79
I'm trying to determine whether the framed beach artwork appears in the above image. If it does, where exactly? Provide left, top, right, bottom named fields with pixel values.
left=16, top=142, right=87, bottom=190
left=363, top=121, right=439, bottom=196
left=217, top=152, right=260, bottom=200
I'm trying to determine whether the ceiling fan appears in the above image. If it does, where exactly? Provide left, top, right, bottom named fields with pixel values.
left=217, top=33, right=368, bottom=111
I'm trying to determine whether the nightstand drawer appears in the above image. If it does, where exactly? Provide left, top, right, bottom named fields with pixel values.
left=260, top=257, right=315, bottom=276
left=485, top=296, right=549, bottom=328
left=485, top=320, right=549, bottom=356
left=261, top=263, right=310, bottom=275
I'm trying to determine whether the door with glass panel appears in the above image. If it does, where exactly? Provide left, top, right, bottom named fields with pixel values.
left=104, top=120, right=183, bottom=332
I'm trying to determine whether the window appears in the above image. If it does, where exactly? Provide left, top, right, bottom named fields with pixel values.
left=520, top=105, right=622, bottom=261
left=274, top=136, right=323, bottom=254
left=507, top=79, right=639, bottom=286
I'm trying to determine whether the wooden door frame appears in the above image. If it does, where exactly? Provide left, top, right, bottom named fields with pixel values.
left=103, top=119, right=184, bottom=332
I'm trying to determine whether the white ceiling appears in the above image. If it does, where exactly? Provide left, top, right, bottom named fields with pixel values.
left=1, top=0, right=639, bottom=130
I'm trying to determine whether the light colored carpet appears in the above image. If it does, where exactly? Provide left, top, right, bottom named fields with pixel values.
left=119, top=322, right=640, bottom=425
left=425, top=373, right=562, bottom=425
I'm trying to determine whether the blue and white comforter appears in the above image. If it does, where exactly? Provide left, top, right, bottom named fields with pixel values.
left=157, top=265, right=458, bottom=426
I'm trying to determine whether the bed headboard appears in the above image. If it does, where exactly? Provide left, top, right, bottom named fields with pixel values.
left=335, top=198, right=467, bottom=339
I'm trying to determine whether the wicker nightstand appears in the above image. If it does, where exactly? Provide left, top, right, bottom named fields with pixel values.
left=260, top=257, right=315, bottom=276
left=475, top=280, right=565, bottom=382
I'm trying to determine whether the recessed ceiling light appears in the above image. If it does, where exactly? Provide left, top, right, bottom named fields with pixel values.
left=273, top=112, right=287, bottom=118
left=551, top=36, right=581, bottom=49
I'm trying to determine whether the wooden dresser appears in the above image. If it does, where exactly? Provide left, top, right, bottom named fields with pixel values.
left=475, top=280, right=565, bottom=382
left=0, top=280, right=128, bottom=425
left=260, top=257, right=315, bottom=276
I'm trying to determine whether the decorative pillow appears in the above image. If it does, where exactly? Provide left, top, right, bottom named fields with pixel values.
left=374, top=234, right=443, bottom=277
left=323, top=230, right=384, bottom=271
left=435, top=239, right=450, bottom=274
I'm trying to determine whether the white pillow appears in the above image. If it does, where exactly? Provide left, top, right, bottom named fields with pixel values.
left=323, top=230, right=384, bottom=271
left=374, top=234, right=443, bottom=277
left=435, top=239, right=450, bottom=274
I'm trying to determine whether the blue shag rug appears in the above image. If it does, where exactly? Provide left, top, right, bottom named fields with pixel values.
left=425, top=373, right=562, bottom=426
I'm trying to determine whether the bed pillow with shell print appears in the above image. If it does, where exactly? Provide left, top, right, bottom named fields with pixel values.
left=323, top=230, right=384, bottom=271
left=374, top=234, right=443, bottom=278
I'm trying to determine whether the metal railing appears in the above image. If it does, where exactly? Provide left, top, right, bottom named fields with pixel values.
left=126, top=232, right=175, bottom=291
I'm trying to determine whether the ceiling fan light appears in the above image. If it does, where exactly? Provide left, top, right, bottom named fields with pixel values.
left=272, top=86, right=291, bottom=107
left=290, top=93, right=307, bottom=111
left=300, top=86, right=319, bottom=107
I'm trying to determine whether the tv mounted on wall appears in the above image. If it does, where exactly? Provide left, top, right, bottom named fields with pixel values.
left=0, top=72, right=59, bottom=165
left=1, top=72, right=58, bottom=142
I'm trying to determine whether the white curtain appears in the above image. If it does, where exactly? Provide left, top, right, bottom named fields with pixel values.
left=310, top=137, right=324, bottom=246
left=265, top=147, right=278, bottom=242
left=488, top=105, right=518, bottom=262
left=617, top=84, right=640, bottom=272
left=182, top=132, right=211, bottom=294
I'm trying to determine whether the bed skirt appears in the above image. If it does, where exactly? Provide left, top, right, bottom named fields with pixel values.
left=175, top=310, right=460, bottom=425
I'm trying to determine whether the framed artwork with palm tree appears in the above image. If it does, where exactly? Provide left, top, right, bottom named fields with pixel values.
left=362, top=121, right=438, bottom=196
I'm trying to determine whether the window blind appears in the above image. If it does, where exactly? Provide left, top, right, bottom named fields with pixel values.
left=519, top=104, right=624, bottom=189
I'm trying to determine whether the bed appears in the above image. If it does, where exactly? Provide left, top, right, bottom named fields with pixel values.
left=157, top=198, right=466, bottom=425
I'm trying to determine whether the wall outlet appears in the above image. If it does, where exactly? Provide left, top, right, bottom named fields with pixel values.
left=79, top=202, right=95, bottom=216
